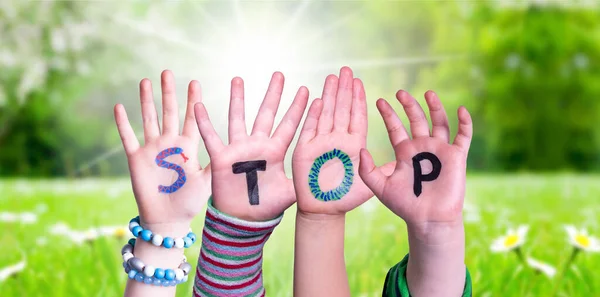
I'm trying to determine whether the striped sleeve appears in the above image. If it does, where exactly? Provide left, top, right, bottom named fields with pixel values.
left=194, top=198, right=283, bottom=297
left=382, top=254, right=472, bottom=297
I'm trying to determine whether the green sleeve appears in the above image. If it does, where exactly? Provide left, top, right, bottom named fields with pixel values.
left=382, top=254, right=472, bottom=297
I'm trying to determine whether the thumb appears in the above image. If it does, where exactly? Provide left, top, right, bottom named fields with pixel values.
left=358, top=148, right=388, bottom=198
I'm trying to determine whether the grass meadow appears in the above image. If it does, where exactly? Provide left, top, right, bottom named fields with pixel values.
left=0, top=175, right=599, bottom=296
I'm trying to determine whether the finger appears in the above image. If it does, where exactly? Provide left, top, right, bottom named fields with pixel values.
left=424, top=90, right=450, bottom=143
left=252, top=72, right=284, bottom=137
left=349, top=78, right=368, bottom=136
left=316, top=75, right=338, bottom=134
left=272, top=86, right=309, bottom=148
left=453, top=106, right=473, bottom=152
left=139, top=78, right=160, bottom=143
left=161, top=70, right=179, bottom=136
left=182, top=80, right=202, bottom=140
left=194, top=103, right=225, bottom=156
left=114, top=104, right=140, bottom=155
left=228, top=77, right=247, bottom=143
left=333, top=67, right=353, bottom=132
left=358, top=149, right=387, bottom=198
left=298, top=99, right=324, bottom=144
left=396, top=90, right=430, bottom=139
left=376, top=99, right=410, bottom=147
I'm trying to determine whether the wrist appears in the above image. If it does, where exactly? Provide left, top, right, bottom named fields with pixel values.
left=296, top=209, right=345, bottom=222
left=406, top=219, right=465, bottom=246
left=129, top=221, right=191, bottom=269
left=139, top=221, right=192, bottom=238
left=405, top=220, right=466, bottom=297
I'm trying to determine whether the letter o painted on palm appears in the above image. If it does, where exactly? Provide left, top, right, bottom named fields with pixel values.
left=308, top=148, right=354, bottom=201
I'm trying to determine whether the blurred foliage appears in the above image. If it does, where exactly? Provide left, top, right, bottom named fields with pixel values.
left=0, top=1, right=144, bottom=176
left=356, top=1, right=600, bottom=171
left=0, top=1, right=205, bottom=177
left=472, top=4, right=600, bottom=171
left=0, top=0, right=599, bottom=176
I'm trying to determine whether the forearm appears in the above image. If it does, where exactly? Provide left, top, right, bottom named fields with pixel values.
left=124, top=222, right=190, bottom=297
left=293, top=211, right=349, bottom=297
left=194, top=199, right=282, bottom=297
left=406, top=220, right=466, bottom=297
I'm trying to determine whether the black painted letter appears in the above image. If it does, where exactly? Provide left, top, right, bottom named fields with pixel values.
left=412, top=152, right=442, bottom=197
left=232, top=160, right=267, bottom=205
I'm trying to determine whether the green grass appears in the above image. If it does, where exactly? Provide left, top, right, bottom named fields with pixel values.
left=0, top=175, right=599, bottom=296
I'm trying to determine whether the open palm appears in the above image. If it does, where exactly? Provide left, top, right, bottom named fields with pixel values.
left=293, top=67, right=394, bottom=215
left=194, top=72, right=308, bottom=221
left=114, top=70, right=211, bottom=225
left=359, top=90, right=473, bottom=225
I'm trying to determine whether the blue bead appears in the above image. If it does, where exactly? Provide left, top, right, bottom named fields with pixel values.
left=154, top=268, right=165, bottom=279
left=170, top=280, right=178, bottom=286
left=129, top=216, right=140, bottom=224
left=163, top=237, right=174, bottom=249
left=143, top=276, right=153, bottom=284
left=135, top=274, right=144, bottom=282
left=128, top=238, right=136, bottom=247
left=140, top=229, right=152, bottom=241
left=162, top=280, right=170, bottom=287
left=187, top=232, right=196, bottom=243
left=183, top=237, right=192, bottom=248
left=132, top=226, right=143, bottom=237
left=164, top=269, right=175, bottom=281
left=128, top=270, right=137, bottom=279
left=153, top=278, right=162, bottom=286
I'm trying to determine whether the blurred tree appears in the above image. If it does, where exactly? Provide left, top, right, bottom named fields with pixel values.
left=350, top=1, right=600, bottom=171
left=0, top=1, right=140, bottom=176
left=472, top=2, right=600, bottom=170
left=0, top=0, right=210, bottom=177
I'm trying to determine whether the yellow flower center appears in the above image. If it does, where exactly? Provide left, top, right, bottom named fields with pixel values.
left=504, top=234, right=519, bottom=247
left=114, top=228, right=127, bottom=238
left=575, top=234, right=590, bottom=248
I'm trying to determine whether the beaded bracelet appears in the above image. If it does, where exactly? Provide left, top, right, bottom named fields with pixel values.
left=121, top=239, right=192, bottom=287
left=128, top=216, right=197, bottom=249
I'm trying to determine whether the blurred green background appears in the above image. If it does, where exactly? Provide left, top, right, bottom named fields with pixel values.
left=1, top=0, right=599, bottom=296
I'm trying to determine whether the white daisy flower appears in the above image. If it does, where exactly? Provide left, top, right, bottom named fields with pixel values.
left=0, top=211, right=38, bottom=224
left=526, top=257, right=556, bottom=278
left=97, top=225, right=128, bottom=238
left=0, top=212, right=18, bottom=222
left=49, top=222, right=71, bottom=235
left=0, top=260, right=26, bottom=282
left=50, top=222, right=130, bottom=244
left=565, top=225, right=600, bottom=252
left=19, top=212, right=37, bottom=224
left=490, top=225, right=529, bottom=252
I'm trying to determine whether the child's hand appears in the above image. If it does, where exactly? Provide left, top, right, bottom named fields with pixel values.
left=359, top=90, right=472, bottom=239
left=194, top=72, right=309, bottom=221
left=114, top=70, right=211, bottom=226
left=292, top=67, right=395, bottom=216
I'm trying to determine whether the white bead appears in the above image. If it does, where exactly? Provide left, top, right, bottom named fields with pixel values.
left=183, top=275, right=188, bottom=282
left=128, top=221, right=139, bottom=231
left=174, top=269, right=184, bottom=281
left=122, top=252, right=134, bottom=262
left=151, top=234, right=163, bottom=246
left=143, top=265, right=155, bottom=277
left=174, top=238, right=184, bottom=249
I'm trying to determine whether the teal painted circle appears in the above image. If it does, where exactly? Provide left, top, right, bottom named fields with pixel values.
left=308, top=148, right=354, bottom=201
